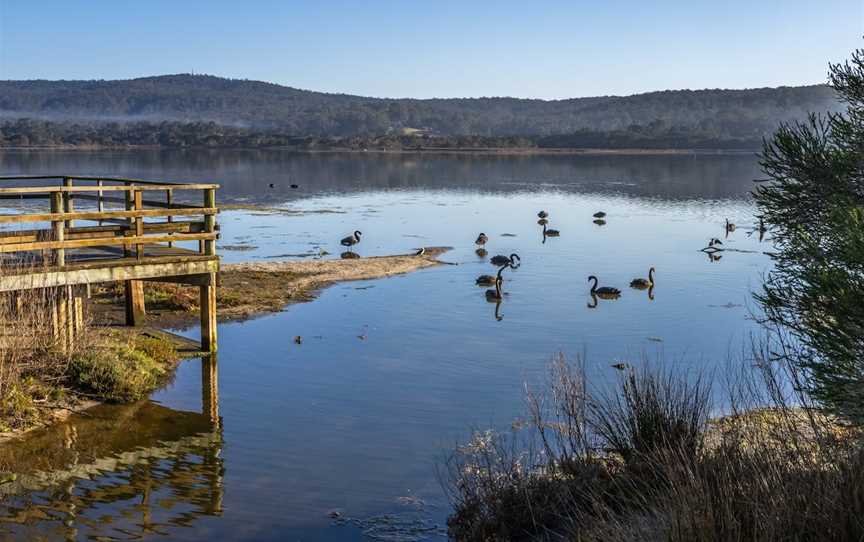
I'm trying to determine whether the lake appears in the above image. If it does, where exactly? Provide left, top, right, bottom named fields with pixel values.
left=0, top=150, right=770, bottom=541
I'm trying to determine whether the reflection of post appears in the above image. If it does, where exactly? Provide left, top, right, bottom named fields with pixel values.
left=202, top=354, right=220, bottom=427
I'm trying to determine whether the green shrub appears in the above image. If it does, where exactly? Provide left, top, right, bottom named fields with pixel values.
left=68, top=337, right=174, bottom=403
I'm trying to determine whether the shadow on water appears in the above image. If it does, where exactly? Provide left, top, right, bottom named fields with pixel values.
left=0, top=358, right=223, bottom=541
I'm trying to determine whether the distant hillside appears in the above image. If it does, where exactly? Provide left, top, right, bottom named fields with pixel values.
left=0, top=74, right=842, bottom=149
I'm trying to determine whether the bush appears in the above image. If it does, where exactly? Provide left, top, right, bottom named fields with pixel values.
left=445, top=355, right=864, bottom=542
left=68, top=334, right=177, bottom=403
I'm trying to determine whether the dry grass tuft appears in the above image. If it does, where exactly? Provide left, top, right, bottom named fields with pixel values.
left=444, top=354, right=864, bottom=541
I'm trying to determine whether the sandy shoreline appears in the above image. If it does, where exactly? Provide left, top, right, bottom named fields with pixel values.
left=92, top=247, right=454, bottom=328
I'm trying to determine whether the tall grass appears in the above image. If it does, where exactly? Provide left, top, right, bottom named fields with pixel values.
left=444, top=353, right=864, bottom=541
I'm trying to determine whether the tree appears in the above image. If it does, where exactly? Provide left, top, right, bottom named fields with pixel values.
left=754, top=48, right=864, bottom=420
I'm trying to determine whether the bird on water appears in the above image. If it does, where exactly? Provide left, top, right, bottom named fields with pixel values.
left=542, top=224, right=560, bottom=237
left=537, top=210, right=549, bottom=219
left=475, top=233, right=488, bottom=246
left=630, top=267, right=655, bottom=289
left=490, top=253, right=520, bottom=267
left=588, top=275, right=621, bottom=298
left=593, top=211, right=607, bottom=219
left=340, top=230, right=362, bottom=252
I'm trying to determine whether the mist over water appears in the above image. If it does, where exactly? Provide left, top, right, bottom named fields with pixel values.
left=0, top=150, right=769, bottom=541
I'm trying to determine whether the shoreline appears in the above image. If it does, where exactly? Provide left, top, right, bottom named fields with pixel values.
left=0, top=145, right=757, bottom=156
left=92, top=247, right=453, bottom=329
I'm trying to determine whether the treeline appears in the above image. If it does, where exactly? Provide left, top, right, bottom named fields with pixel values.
left=0, top=118, right=762, bottom=150
left=0, top=74, right=841, bottom=140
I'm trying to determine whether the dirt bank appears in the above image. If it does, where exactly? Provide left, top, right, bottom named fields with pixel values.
left=92, top=247, right=453, bottom=327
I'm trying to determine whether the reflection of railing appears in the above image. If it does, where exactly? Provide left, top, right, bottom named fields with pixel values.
left=0, top=357, right=223, bottom=539
left=0, top=175, right=220, bottom=352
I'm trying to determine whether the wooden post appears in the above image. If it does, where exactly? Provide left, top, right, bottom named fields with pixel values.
left=65, top=285, right=75, bottom=352
left=200, top=272, right=217, bottom=352
left=124, top=183, right=133, bottom=257
left=124, top=280, right=146, bottom=326
left=202, top=354, right=219, bottom=425
left=56, top=288, right=68, bottom=352
left=166, top=189, right=174, bottom=248
left=73, top=292, right=84, bottom=337
left=97, top=180, right=104, bottom=226
left=203, top=188, right=216, bottom=256
left=63, top=177, right=74, bottom=229
left=50, top=191, right=65, bottom=267
left=134, top=189, right=144, bottom=260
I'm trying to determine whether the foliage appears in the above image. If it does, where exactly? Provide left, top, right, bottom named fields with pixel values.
left=68, top=333, right=177, bottom=403
left=444, top=356, right=864, bottom=542
left=754, top=48, right=864, bottom=420
left=0, top=74, right=841, bottom=149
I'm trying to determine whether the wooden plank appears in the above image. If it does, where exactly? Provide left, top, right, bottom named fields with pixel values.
left=0, top=221, right=204, bottom=244
left=0, top=175, right=218, bottom=187
left=0, top=207, right=218, bottom=224
left=0, top=183, right=218, bottom=194
left=0, top=232, right=217, bottom=253
left=0, top=257, right=219, bottom=292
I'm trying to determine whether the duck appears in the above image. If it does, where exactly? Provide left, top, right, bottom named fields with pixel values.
left=725, top=218, right=736, bottom=232
left=542, top=224, right=560, bottom=237
left=490, top=253, right=520, bottom=266
left=593, top=211, right=607, bottom=219
left=340, top=230, right=362, bottom=252
left=629, top=267, right=655, bottom=289
left=537, top=210, right=549, bottom=219
left=708, top=238, right=723, bottom=247
left=588, top=275, right=621, bottom=298
left=475, top=233, right=489, bottom=246
left=611, top=362, right=630, bottom=371
left=290, top=184, right=299, bottom=189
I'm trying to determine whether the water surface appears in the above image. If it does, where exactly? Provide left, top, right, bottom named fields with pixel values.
left=0, top=150, right=770, bottom=541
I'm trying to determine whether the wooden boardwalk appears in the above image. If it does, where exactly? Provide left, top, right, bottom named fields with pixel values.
left=0, top=175, right=220, bottom=352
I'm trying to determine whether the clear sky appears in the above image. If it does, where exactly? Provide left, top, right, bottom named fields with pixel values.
left=0, top=0, right=861, bottom=99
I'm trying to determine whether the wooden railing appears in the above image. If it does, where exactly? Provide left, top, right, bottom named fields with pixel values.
left=0, top=175, right=219, bottom=268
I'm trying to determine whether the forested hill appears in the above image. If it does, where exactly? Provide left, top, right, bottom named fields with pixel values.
left=0, top=74, right=842, bottom=149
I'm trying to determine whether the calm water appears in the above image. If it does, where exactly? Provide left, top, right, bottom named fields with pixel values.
left=0, top=150, right=770, bottom=541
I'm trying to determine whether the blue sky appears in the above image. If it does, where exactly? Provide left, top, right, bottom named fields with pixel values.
left=0, top=1, right=861, bottom=99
